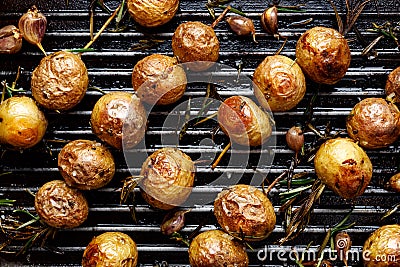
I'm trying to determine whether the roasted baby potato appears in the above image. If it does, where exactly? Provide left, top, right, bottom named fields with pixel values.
left=127, top=0, right=179, bottom=28
left=132, top=54, right=187, bottom=105
left=386, top=66, right=400, bottom=102
left=35, top=180, right=89, bottom=229
left=58, top=139, right=115, bottom=190
left=295, top=26, right=351, bottom=85
left=253, top=54, right=306, bottom=111
left=31, top=51, right=88, bottom=111
left=314, top=138, right=373, bottom=199
left=189, top=230, right=249, bottom=267
left=346, top=98, right=400, bottom=149
left=214, top=184, right=276, bottom=241
left=0, top=96, right=47, bottom=149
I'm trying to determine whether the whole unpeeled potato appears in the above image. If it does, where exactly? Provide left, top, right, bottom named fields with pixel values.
left=127, top=0, right=179, bottom=28
left=314, top=138, right=372, bottom=199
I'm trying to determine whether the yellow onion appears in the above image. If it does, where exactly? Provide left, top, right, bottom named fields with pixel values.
left=0, top=25, right=22, bottom=54
left=18, top=5, right=47, bottom=55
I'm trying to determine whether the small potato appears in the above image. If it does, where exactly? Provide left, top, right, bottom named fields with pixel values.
left=189, top=230, right=249, bottom=267
left=314, top=138, right=373, bottom=199
left=363, top=224, right=400, bottom=267
left=388, top=173, right=400, bottom=193
left=295, top=26, right=351, bottom=85
left=253, top=55, right=306, bottom=111
left=35, top=180, right=88, bottom=229
left=140, top=147, right=195, bottom=210
left=31, top=51, right=88, bottom=111
left=58, top=139, right=115, bottom=190
left=218, top=95, right=272, bottom=146
left=386, top=66, right=400, bottom=102
left=127, top=0, right=179, bottom=28
left=82, top=232, right=138, bottom=267
left=0, top=96, right=47, bottom=149
left=91, top=92, right=147, bottom=150
left=214, top=184, right=276, bottom=241
left=172, top=21, right=219, bottom=71
left=132, top=54, right=187, bottom=105
left=346, top=98, right=400, bottom=149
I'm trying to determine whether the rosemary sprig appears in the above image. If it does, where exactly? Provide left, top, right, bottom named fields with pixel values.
left=0, top=199, right=15, bottom=206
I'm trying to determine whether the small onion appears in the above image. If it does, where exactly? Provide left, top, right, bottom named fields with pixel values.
left=18, top=5, right=47, bottom=54
left=286, top=126, right=304, bottom=153
left=0, top=25, right=22, bottom=54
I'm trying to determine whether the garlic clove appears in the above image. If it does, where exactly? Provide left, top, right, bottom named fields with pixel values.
left=226, top=15, right=257, bottom=43
left=0, top=25, right=22, bottom=54
left=18, top=5, right=47, bottom=54
left=261, top=6, right=278, bottom=37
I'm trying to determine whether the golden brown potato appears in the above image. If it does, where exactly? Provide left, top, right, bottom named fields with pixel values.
left=127, top=0, right=178, bottom=28
left=31, top=51, right=88, bottom=111
left=253, top=55, right=306, bottom=111
left=140, top=147, right=195, bottom=210
left=295, top=26, right=351, bottom=85
left=346, top=98, right=400, bottom=149
left=132, top=54, right=187, bottom=105
left=172, top=21, right=219, bottom=71
left=82, top=232, right=138, bottom=267
left=35, top=180, right=88, bottom=229
left=0, top=96, right=47, bottom=149
left=218, top=95, right=272, bottom=146
left=363, top=224, right=400, bottom=267
left=386, top=66, right=400, bottom=102
left=58, top=140, right=115, bottom=190
left=91, top=92, right=147, bottom=150
left=214, top=184, right=276, bottom=241
left=388, top=173, right=400, bottom=193
left=314, top=138, right=373, bottom=199
left=188, top=230, right=248, bottom=267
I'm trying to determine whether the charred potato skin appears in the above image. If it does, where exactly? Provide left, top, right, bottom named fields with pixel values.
left=35, top=180, right=89, bottom=229
left=0, top=96, right=47, bottom=149
left=31, top=51, right=89, bottom=111
left=132, top=54, right=187, bottom=105
left=346, top=98, right=400, bottom=149
left=386, top=66, right=400, bottom=102
left=127, top=0, right=178, bottom=28
left=82, top=232, right=138, bottom=267
left=295, top=26, right=351, bottom=85
left=140, top=147, right=195, bottom=210
left=91, top=92, right=147, bottom=150
left=172, top=21, right=219, bottom=71
left=58, top=140, right=116, bottom=190
left=314, top=138, right=373, bottom=199
left=188, top=230, right=249, bottom=267
left=214, top=184, right=276, bottom=241
left=363, top=224, right=400, bottom=267
left=253, top=55, right=306, bottom=112
left=218, top=95, right=272, bottom=146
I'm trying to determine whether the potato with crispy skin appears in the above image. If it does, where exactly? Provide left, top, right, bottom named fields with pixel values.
left=58, top=140, right=115, bottom=190
left=388, top=173, right=400, bottom=193
left=132, top=54, right=187, bottom=105
left=127, top=0, right=179, bottom=28
left=386, top=66, right=400, bottom=102
left=253, top=55, right=306, bottom=111
left=214, top=184, right=276, bottom=241
left=346, top=98, right=400, bottom=149
left=31, top=51, right=88, bottom=111
left=296, top=26, right=351, bottom=85
left=91, top=92, right=147, bottom=150
left=82, top=232, right=138, bottom=267
left=314, top=138, right=373, bottom=199
left=140, top=147, right=195, bottom=210
left=35, top=180, right=88, bottom=229
left=218, top=95, right=272, bottom=146
left=172, top=21, right=219, bottom=71
left=189, top=230, right=248, bottom=267
left=0, top=96, right=47, bottom=149
left=363, top=224, right=400, bottom=267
